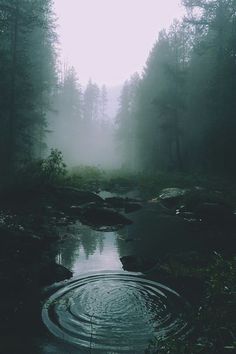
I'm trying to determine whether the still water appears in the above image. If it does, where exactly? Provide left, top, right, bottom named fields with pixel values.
left=55, top=224, right=123, bottom=274
left=2, top=196, right=201, bottom=354
left=39, top=199, right=197, bottom=354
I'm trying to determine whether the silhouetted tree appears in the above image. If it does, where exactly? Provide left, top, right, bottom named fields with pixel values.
left=0, top=0, right=57, bottom=183
left=116, top=0, right=236, bottom=176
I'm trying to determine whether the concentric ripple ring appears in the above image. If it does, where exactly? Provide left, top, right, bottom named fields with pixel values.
left=42, top=271, right=190, bottom=353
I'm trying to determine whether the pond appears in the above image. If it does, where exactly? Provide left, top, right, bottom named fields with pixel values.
left=39, top=193, right=200, bottom=354
left=2, top=191, right=210, bottom=354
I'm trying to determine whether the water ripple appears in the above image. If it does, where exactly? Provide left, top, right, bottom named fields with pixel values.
left=42, top=271, right=190, bottom=353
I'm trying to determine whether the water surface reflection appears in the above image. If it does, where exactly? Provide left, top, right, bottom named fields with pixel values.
left=55, top=221, right=123, bottom=275
left=41, top=200, right=199, bottom=353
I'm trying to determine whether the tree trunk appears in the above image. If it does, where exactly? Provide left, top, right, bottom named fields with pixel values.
left=8, top=0, right=19, bottom=177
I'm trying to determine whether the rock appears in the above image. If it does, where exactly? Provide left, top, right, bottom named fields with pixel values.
left=124, top=202, right=142, bottom=213
left=38, top=263, right=72, bottom=286
left=194, top=186, right=205, bottom=191
left=80, top=207, right=133, bottom=228
left=158, top=188, right=189, bottom=208
left=67, top=205, right=83, bottom=216
left=105, top=197, right=143, bottom=214
left=176, top=210, right=198, bottom=222
left=53, top=186, right=104, bottom=206
left=105, top=197, right=126, bottom=208
left=194, top=202, right=234, bottom=222
left=120, top=255, right=157, bottom=272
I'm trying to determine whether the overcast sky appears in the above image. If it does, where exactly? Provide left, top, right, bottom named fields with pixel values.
left=54, top=0, right=185, bottom=87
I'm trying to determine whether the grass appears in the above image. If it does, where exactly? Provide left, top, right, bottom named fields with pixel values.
left=64, top=165, right=236, bottom=206
left=146, top=253, right=236, bottom=354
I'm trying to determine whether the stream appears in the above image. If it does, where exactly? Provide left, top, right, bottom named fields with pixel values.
left=1, top=189, right=226, bottom=354
left=39, top=191, right=200, bottom=354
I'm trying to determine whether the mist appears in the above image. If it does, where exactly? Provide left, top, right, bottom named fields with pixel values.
left=1, top=2, right=236, bottom=354
left=43, top=0, right=236, bottom=177
left=46, top=74, right=122, bottom=168
left=45, top=0, right=185, bottom=171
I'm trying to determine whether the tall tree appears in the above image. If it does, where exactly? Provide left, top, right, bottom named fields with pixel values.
left=117, top=0, right=236, bottom=176
left=99, top=85, right=108, bottom=121
left=0, top=0, right=57, bottom=182
left=116, top=73, right=140, bottom=169
left=133, top=23, right=190, bottom=171
left=183, top=0, right=236, bottom=174
left=83, top=79, right=100, bottom=123
left=47, top=65, right=83, bottom=164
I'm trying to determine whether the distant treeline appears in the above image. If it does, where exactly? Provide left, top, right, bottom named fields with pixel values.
left=47, top=69, right=117, bottom=167
left=116, top=0, right=236, bottom=176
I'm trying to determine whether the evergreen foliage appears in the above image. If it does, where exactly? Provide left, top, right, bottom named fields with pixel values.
left=0, top=0, right=57, bottom=184
left=116, top=0, right=236, bottom=176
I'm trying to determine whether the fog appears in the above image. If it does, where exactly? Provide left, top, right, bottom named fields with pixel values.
left=0, top=2, right=235, bottom=353
left=46, top=79, right=122, bottom=168
left=45, top=0, right=185, bottom=169
left=48, top=112, right=121, bottom=169
left=54, top=0, right=184, bottom=86
left=45, top=0, right=236, bottom=176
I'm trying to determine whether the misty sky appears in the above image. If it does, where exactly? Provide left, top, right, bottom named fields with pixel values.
left=54, top=0, right=185, bottom=86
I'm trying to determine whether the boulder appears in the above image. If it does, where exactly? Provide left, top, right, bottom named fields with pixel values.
left=120, top=255, right=157, bottom=272
left=124, top=202, right=142, bottom=213
left=38, top=263, right=72, bottom=286
left=194, top=202, right=234, bottom=222
left=176, top=210, right=198, bottom=222
left=158, top=188, right=189, bottom=208
left=53, top=186, right=104, bottom=206
left=105, top=197, right=143, bottom=214
left=80, top=206, right=133, bottom=228
left=105, top=197, right=126, bottom=208
left=67, top=205, right=83, bottom=217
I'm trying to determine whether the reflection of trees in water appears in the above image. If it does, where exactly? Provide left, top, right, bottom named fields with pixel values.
left=115, top=226, right=135, bottom=259
left=56, top=222, right=105, bottom=269
left=56, top=232, right=81, bottom=271
left=98, top=235, right=104, bottom=254
left=80, top=227, right=105, bottom=259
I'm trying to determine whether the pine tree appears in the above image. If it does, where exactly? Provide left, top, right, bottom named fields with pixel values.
left=0, top=0, right=57, bottom=182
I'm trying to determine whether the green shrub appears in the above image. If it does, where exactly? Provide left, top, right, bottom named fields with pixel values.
left=66, top=165, right=105, bottom=191
left=40, top=148, right=67, bottom=184
left=18, top=149, right=67, bottom=187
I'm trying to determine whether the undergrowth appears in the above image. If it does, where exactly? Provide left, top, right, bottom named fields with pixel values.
left=146, top=253, right=236, bottom=354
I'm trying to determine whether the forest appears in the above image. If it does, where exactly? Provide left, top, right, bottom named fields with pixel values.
left=1, top=0, right=236, bottom=181
left=117, top=0, right=236, bottom=175
left=0, top=1, right=236, bottom=353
